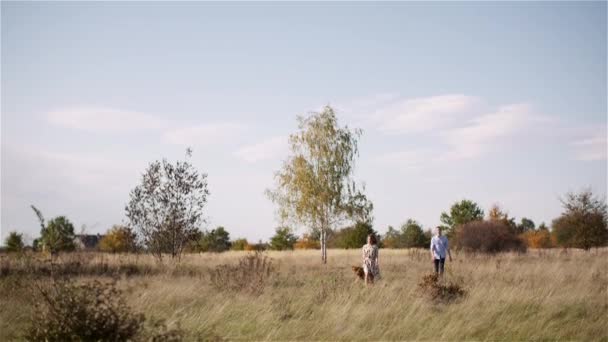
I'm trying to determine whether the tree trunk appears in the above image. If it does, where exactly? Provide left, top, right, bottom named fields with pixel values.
left=321, top=228, right=327, bottom=264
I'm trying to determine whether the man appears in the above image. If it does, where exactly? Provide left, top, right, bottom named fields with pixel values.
left=430, top=226, right=452, bottom=276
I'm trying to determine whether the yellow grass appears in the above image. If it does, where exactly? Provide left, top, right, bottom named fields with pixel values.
left=1, top=248, right=607, bottom=341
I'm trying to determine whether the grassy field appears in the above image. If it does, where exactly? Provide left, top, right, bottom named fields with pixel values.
left=1, top=248, right=607, bottom=341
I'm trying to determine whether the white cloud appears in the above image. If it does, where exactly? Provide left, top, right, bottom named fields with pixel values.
left=375, top=103, right=541, bottom=165
left=572, top=133, right=607, bottom=161
left=48, top=107, right=166, bottom=131
left=162, top=123, right=246, bottom=147
left=234, top=136, right=288, bottom=163
left=440, top=104, right=535, bottom=161
left=372, top=94, right=480, bottom=134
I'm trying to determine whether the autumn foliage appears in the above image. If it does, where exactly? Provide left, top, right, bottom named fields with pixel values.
left=99, top=225, right=137, bottom=253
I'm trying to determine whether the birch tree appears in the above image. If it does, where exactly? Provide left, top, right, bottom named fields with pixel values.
left=267, top=106, right=373, bottom=263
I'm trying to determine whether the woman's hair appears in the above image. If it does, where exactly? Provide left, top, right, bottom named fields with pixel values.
left=368, top=234, right=377, bottom=245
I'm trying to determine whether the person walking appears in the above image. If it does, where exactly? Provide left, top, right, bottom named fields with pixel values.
left=362, top=234, right=380, bottom=284
left=430, top=226, right=452, bottom=276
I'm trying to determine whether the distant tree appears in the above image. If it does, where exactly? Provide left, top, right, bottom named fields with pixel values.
left=99, top=225, right=137, bottom=253
left=198, top=227, right=231, bottom=252
left=125, top=149, right=209, bottom=260
left=31, top=206, right=76, bottom=254
left=382, top=226, right=402, bottom=249
left=487, top=204, right=517, bottom=233
left=331, top=222, right=377, bottom=249
left=246, top=240, right=269, bottom=251
left=401, top=219, right=427, bottom=248
left=231, top=238, right=250, bottom=251
left=552, top=189, right=608, bottom=250
left=518, top=217, right=536, bottom=233
left=440, top=199, right=484, bottom=236
left=5, top=231, right=25, bottom=253
left=269, top=227, right=298, bottom=251
left=457, top=220, right=526, bottom=253
left=538, top=222, right=548, bottom=231
left=294, top=234, right=321, bottom=250
left=521, top=229, right=553, bottom=248
left=266, top=106, right=373, bottom=263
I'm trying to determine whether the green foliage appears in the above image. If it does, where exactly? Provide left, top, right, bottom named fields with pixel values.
left=31, top=205, right=76, bottom=254
left=382, top=225, right=402, bottom=248
left=269, top=227, right=298, bottom=250
left=440, top=199, right=484, bottom=236
left=27, top=280, right=144, bottom=341
left=330, top=222, right=377, bottom=249
left=5, top=231, right=24, bottom=253
left=552, top=189, right=608, bottom=250
left=267, top=106, right=373, bottom=262
left=518, top=217, right=536, bottom=233
left=382, top=220, right=430, bottom=248
left=401, top=219, right=429, bottom=248
left=231, top=238, right=249, bottom=251
left=199, top=227, right=231, bottom=252
left=32, top=206, right=76, bottom=254
left=99, top=225, right=137, bottom=253
left=125, top=149, right=209, bottom=260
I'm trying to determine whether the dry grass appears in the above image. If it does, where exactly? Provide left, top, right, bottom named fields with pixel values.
left=1, top=248, right=607, bottom=341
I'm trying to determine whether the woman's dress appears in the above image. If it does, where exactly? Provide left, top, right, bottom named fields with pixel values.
left=362, top=244, right=380, bottom=279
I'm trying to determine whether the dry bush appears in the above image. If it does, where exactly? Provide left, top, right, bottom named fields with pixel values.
left=210, top=251, right=274, bottom=295
left=27, top=279, right=145, bottom=341
left=457, top=221, right=527, bottom=253
left=418, top=273, right=466, bottom=302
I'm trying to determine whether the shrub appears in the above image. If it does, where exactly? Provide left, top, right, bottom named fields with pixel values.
left=551, top=189, right=607, bottom=249
left=5, top=231, right=25, bottom=253
left=99, top=225, right=137, bottom=253
left=231, top=238, right=250, bottom=251
left=198, top=227, right=231, bottom=252
left=521, top=229, right=554, bottom=248
left=27, top=280, right=144, bottom=341
left=210, top=252, right=274, bottom=295
left=294, top=234, right=320, bottom=249
left=269, top=227, right=298, bottom=250
left=418, top=273, right=466, bottom=302
left=456, top=220, right=526, bottom=253
left=330, top=222, right=378, bottom=249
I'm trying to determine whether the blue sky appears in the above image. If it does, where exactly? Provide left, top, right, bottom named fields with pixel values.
left=1, top=2, right=606, bottom=244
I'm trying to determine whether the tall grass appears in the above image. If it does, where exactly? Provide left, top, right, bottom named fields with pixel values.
left=1, top=248, right=606, bottom=341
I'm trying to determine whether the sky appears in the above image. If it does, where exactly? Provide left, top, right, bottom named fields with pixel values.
left=1, top=2, right=606, bottom=244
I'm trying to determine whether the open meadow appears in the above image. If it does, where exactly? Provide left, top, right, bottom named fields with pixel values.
left=1, top=248, right=606, bottom=341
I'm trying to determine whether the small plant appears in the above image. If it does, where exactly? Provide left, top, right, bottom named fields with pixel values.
left=418, top=273, right=466, bottom=302
left=27, top=279, right=145, bottom=341
left=210, top=251, right=274, bottom=295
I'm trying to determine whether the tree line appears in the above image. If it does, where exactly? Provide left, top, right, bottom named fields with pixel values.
left=3, top=106, right=607, bottom=259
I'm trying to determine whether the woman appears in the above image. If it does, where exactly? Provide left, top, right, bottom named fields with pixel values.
left=362, top=234, right=380, bottom=284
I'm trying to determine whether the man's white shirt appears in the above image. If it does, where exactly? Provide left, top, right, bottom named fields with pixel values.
left=430, top=235, right=449, bottom=259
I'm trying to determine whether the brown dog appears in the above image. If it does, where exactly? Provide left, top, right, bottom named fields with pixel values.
left=352, top=266, right=373, bottom=283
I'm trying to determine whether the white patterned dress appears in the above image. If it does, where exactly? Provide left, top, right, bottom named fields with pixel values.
left=362, top=243, right=380, bottom=279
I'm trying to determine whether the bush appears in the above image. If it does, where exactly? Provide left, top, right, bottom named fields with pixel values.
left=294, top=234, right=320, bottom=249
left=5, top=231, right=25, bottom=253
left=231, top=238, right=250, bottom=251
left=456, top=220, right=526, bottom=253
left=198, top=227, right=231, bottom=252
left=210, top=252, right=274, bottom=295
left=521, top=229, right=554, bottom=248
left=27, top=280, right=144, bottom=341
left=269, top=227, right=298, bottom=251
left=99, top=225, right=137, bottom=253
left=551, top=189, right=607, bottom=249
left=418, top=273, right=466, bottom=302
left=330, top=222, right=377, bottom=249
